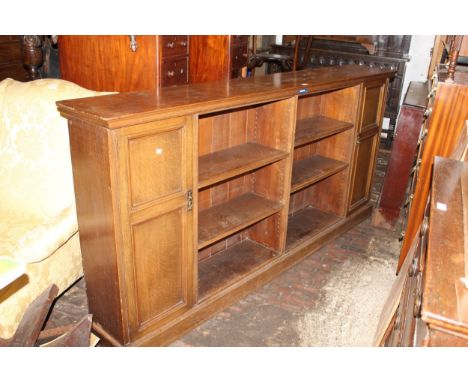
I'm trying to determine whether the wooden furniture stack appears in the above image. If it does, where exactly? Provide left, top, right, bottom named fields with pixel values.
left=57, top=65, right=393, bottom=346
left=376, top=156, right=468, bottom=346
left=397, top=65, right=468, bottom=273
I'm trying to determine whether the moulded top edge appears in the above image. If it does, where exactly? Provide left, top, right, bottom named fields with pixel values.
left=56, top=66, right=396, bottom=129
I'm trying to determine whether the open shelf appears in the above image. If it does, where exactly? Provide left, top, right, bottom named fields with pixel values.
left=286, top=207, right=341, bottom=250
left=295, top=116, right=353, bottom=147
left=198, top=239, right=277, bottom=300
left=198, top=142, right=288, bottom=189
left=291, top=155, right=348, bottom=193
left=198, top=193, right=284, bottom=249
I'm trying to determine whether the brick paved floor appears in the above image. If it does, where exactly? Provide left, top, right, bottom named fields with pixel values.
left=44, top=145, right=402, bottom=346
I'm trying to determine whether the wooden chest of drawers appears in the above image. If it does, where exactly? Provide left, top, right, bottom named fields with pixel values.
left=159, top=35, right=189, bottom=87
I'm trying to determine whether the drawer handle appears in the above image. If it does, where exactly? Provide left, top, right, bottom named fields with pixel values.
left=166, top=42, right=175, bottom=48
left=180, top=41, right=187, bottom=47
left=420, top=216, right=429, bottom=237
left=129, top=35, right=138, bottom=52
left=167, top=70, right=175, bottom=77
left=413, top=290, right=422, bottom=318
left=180, top=68, right=184, bottom=74
left=408, top=258, right=418, bottom=277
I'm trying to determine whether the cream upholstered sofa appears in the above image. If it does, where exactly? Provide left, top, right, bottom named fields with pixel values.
left=0, top=78, right=104, bottom=339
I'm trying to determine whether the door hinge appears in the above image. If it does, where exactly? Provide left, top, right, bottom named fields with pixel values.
left=187, top=189, right=193, bottom=211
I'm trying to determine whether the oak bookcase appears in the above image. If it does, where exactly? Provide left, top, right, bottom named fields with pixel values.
left=57, top=66, right=392, bottom=346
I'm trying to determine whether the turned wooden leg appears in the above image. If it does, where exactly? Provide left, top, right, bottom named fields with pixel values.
left=447, top=35, right=463, bottom=82
left=21, top=35, right=43, bottom=80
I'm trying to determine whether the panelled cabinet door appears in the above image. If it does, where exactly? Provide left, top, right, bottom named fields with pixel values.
left=113, top=116, right=196, bottom=342
left=348, top=80, right=387, bottom=213
left=358, top=80, right=387, bottom=134
left=348, top=132, right=380, bottom=211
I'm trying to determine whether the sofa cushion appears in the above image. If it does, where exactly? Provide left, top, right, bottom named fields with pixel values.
left=0, top=206, right=77, bottom=264
left=0, top=78, right=105, bottom=218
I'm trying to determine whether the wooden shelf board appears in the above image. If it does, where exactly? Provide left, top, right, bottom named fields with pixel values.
left=198, top=239, right=277, bottom=300
left=295, top=116, right=353, bottom=147
left=199, top=142, right=288, bottom=189
left=198, top=193, right=283, bottom=249
left=286, top=207, right=341, bottom=250
left=291, top=155, right=348, bottom=193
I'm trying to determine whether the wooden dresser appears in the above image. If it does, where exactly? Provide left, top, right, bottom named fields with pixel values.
left=59, top=35, right=190, bottom=91
left=57, top=65, right=394, bottom=346
left=377, top=157, right=468, bottom=346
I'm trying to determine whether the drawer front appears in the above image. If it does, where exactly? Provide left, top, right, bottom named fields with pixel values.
left=0, top=40, right=21, bottom=62
left=161, top=35, right=189, bottom=58
left=161, top=57, right=188, bottom=87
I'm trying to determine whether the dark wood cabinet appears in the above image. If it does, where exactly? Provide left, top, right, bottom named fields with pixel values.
left=59, top=35, right=249, bottom=92
left=59, top=35, right=190, bottom=92
left=57, top=65, right=393, bottom=346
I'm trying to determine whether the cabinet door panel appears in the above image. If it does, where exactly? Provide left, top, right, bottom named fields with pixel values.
left=360, top=81, right=386, bottom=133
left=115, top=116, right=195, bottom=340
left=128, top=126, right=183, bottom=207
left=132, top=207, right=186, bottom=325
left=348, top=133, right=379, bottom=211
